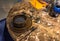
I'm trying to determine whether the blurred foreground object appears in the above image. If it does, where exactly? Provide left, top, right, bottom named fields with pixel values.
left=6, top=0, right=60, bottom=41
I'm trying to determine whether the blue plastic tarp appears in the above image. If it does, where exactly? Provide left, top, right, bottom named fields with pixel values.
left=0, top=19, right=6, bottom=41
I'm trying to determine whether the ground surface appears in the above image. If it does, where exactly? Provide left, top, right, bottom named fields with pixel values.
left=0, top=0, right=17, bottom=20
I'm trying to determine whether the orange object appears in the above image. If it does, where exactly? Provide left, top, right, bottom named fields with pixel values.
left=29, top=0, right=48, bottom=9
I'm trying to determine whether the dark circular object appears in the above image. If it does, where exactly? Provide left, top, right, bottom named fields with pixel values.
left=7, top=11, right=32, bottom=33
left=13, top=15, right=27, bottom=28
